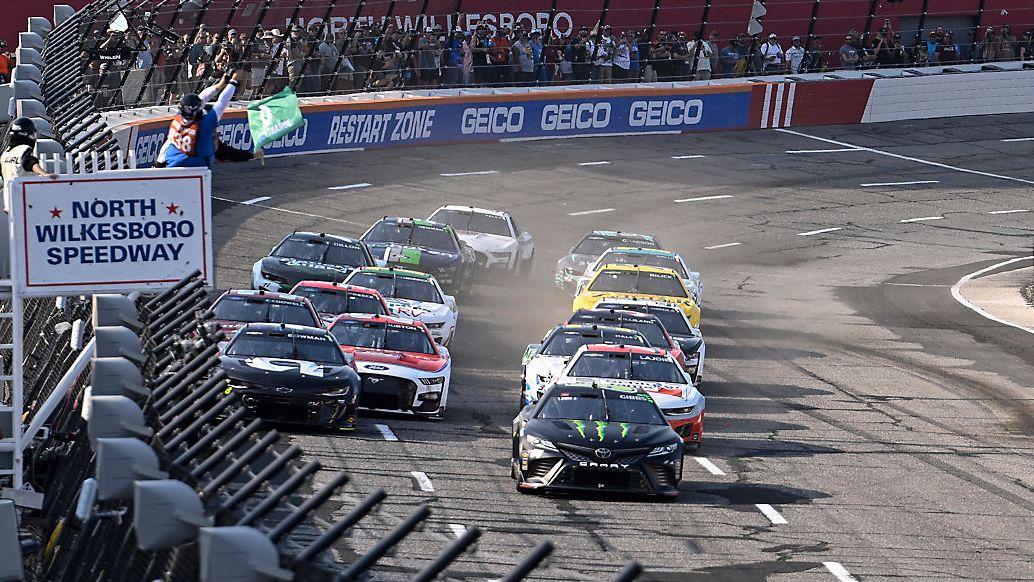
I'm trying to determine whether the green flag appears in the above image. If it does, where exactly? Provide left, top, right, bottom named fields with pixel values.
left=246, top=86, right=304, bottom=153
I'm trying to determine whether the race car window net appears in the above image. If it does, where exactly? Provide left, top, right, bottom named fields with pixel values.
left=293, top=287, right=386, bottom=316
left=430, top=209, right=511, bottom=237
left=226, top=333, right=347, bottom=365
left=540, top=329, right=649, bottom=357
left=273, top=238, right=369, bottom=267
left=214, top=297, right=319, bottom=327
left=536, top=390, right=666, bottom=425
left=573, top=236, right=659, bottom=256
left=347, top=273, right=442, bottom=304
left=588, top=270, right=688, bottom=298
left=364, top=222, right=459, bottom=253
left=567, top=352, right=684, bottom=384
left=329, top=320, right=435, bottom=355
left=597, top=252, right=687, bottom=278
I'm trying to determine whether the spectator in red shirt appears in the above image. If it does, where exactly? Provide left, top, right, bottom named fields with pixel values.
left=492, top=26, right=512, bottom=86
left=935, top=33, right=959, bottom=65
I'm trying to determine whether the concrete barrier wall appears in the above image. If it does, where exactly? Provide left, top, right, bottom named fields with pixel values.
left=108, top=71, right=1034, bottom=168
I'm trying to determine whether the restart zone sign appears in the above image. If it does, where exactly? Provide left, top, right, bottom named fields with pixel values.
left=10, top=168, right=213, bottom=296
left=129, top=86, right=752, bottom=166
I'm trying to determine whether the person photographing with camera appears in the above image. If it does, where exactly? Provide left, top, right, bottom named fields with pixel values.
left=160, top=69, right=245, bottom=168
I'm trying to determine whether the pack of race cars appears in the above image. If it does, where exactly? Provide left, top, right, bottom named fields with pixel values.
left=218, top=210, right=706, bottom=498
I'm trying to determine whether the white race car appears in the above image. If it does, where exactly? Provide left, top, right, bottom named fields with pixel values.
left=576, top=247, right=702, bottom=304
left=520, top=323, right=651, bottom=408
left=428, top=205, right=534, bottom=275
left=343, top=267, right=458, bottom=346
left=328, top=313, right=450, bottom=417
left=553, top=343, right=706, bottom=449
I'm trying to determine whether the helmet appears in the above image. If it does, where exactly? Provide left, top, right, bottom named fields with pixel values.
left=6, top=117, right=37, bottom=148
left=178, top=94, right=204, bottom=120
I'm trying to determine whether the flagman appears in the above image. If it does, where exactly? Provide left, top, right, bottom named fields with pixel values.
left=161, top=70, right=245, bottom=168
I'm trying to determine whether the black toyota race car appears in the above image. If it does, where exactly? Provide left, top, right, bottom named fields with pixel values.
left=512, top=382, right=683, bottom=498
left=360, top=217, right=477, bottom=295
left=252, top=231, right=378, bottom=292
left=220, top=322, right=361, bottom=431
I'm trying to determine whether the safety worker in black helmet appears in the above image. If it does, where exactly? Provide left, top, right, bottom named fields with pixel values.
left=0, top=116, right=56, bottom=276
left=163, top=69, right=245, bottom=168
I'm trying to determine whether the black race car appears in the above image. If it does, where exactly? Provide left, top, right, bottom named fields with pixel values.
left=252, top=231, right=378, bottom=292
left=512, top=382, right=683, bottom=498
left=220, top=322, right=361, bottom=430
left=554, top=230, right=660, bottom=293
left=360, top=217, right=477, bottom=295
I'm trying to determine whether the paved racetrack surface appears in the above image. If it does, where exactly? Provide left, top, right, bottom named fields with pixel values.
left=211, top=114, right=1034, bottom=581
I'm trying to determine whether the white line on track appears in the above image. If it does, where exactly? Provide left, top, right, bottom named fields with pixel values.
left=899, top=216, right=943, bottom=223
left=823, top=562, right=860, bottom=582
left=951, top=256, right=1034, bottom=335
left=705, top=242, right=741, bottom=250
left=883, top=283, right=948, bottom=287
left=568, top=208, right=615, bottom=216
left=797, top=227, right=843, bottom=237
left=241, top=196, right=271, bottom=205
left=328, top=182, right=371, bottom=190
left=785, top=148, right=863, bottom=154
left=447, top=524, right=466, bottom=539
left=1000, top=137, right=1034, bottom=142
left=671, top=155, right=706, bottom=159
left=212, top=196, right=367, bottom=226
left=674, top=195, right=733, bottom=203
left=693, top=457, right=725, bottom=475
left=440, top=170, right=499, bottom=177
left=777, top=128, right=1034, bottom=186
left=860, top=180, right=939, bottom=187
left=989, top=209, right=1029, bottom=214
left=578, top=161, right=611, bottom=166
left=374, top=423, right=398, bottom=441
left=411, top=471, right=435, bottom=492
left=756, top=504, right=788, bottom=525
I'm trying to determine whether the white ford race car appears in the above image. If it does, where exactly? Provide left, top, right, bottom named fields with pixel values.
left=344, top=267, right=458, bottom=346
left=428, top=205, right=534, bottom=275
left=328, top=313, right=451, bottom=417
left=520, top=323, right=651, bottom=408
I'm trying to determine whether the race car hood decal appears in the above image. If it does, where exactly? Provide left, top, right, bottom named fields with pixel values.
left=351, top=348, right=447, bottom=373
left=457, top=232, right=516, bottom=253
left=220, top=355, right=359, bottom=393
left=367, top=243, right=461, bottom=269
left=526, top=418, right=674, bottom=447
left=385, top=298, right=448, bottom=320
left=258, top=257, right=354, bottom=285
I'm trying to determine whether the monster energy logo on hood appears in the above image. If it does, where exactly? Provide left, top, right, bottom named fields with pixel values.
left=569, top=420, right=633, bottom=441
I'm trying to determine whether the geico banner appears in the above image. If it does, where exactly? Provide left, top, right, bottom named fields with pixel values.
left=128, top=87, right=752, bottom=166
left=9, top=168, right=214, bottom=296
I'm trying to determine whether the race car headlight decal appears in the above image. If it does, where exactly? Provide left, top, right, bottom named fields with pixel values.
left=648, top=443, right=680, bottom=456
left=664, top=406, right=695, bottom=416
left=529, top=436, right=558, bottom=451
left=260, top=271, right=289, bottom=284
left=419, top=376, right=446, bottom=385
left=425, top=321, right=445, bottom=329
left=322, top=386, right=354, bottom=398
left=563, top=267, right=576, bottom=276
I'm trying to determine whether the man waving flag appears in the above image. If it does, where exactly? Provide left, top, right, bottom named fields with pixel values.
left=247, top=86, right=305, bottom=154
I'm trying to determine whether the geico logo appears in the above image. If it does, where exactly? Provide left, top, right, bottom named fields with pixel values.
left=268, top=119, right=308, bottom=148
left=134, top=132, right=165, bottom=165
left=461, top=106, right=524, bottom=135
left=217, top=122, right=253, bottom=151
left=629, top=99, right=704, bottom=127
left=541, top=102, right=611, bottom=131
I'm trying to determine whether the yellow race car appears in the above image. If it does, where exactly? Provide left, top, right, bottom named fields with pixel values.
left=572, top=264, right=701, bottom=326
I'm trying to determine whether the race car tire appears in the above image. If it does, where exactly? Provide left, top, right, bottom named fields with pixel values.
left=517, top=251, right=534, bottom=277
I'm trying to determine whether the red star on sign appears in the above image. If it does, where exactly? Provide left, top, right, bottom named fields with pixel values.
left=166, top=203, right=180, bottom=214
left=50, top=207, right=62, bottom=218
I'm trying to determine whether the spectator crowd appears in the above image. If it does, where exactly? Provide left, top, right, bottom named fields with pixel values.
left=67, top=17, right=1034, bottom=109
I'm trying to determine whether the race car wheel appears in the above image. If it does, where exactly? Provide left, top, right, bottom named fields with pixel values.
left=517, top=251, right=534, bottom=277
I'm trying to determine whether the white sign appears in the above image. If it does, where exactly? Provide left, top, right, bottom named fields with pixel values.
left=9, top=168, right=214, bottom=297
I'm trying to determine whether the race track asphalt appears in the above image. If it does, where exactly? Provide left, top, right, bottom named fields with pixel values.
left=210, top=113, right=1034, bottom=581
